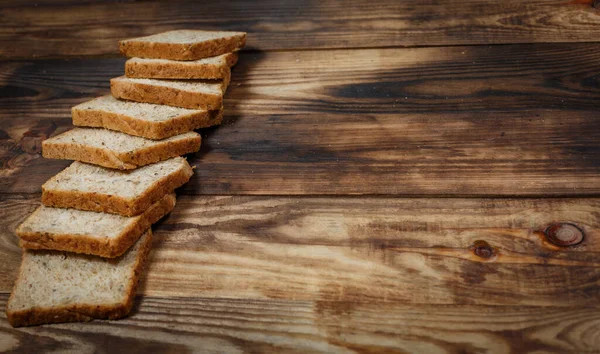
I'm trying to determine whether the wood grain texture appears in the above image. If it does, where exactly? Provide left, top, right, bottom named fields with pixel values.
left=1, top=294, right=600, bottom=353
left=2, top=195, right=600, bottom=307
left=1, top=44, right=599, bottom=196
left=1, top=0, right=600, bottom=58
left=2, top=0, right=599, bottom=350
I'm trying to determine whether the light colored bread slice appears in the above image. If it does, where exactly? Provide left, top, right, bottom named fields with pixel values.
left=42, top=128, right=201, bottom=170
left=72, top=95, right=223, bottom=140
left=111, top=76, right=227, bottom=110
left=119, top=30, right=246, bottom=60
left=42, top=157, right=193, bottom=216
left=17, top=193, right=175, bottom=258
left=6, top=229, right=152, bottom=327
left=126, top=52, right=238, bottom=79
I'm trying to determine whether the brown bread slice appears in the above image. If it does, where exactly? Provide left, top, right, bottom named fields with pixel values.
left=6, top=229, right=152, bottom=327
left=17, top=193, right=175, bottom=258
left=72, top=95, right=223, bottom=140
left=126, top=52, right=238, bottom=79
left=119, top=30, right=246, bottom=60
left=42, top=157, right=193, bottom=216
left=42, top=128, right=201, bottom=169
left=110, top=75, right=228, bottom=110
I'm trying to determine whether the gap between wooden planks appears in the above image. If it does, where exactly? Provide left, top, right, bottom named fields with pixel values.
left=1, top=0, right=600, bottom=59
left=1, top=43, right=599, bottom=196
left=2, top=195, right=599, bottom=307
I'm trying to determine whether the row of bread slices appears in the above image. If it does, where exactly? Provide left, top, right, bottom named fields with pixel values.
left=7, top=30, right=247, bottom=327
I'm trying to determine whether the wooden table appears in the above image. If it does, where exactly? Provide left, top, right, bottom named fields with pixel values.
left=1, top=1, right=600, bottom=352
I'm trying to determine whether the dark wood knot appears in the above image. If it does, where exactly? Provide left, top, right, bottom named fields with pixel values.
left=545, top=223, right=584, bottom=247
left=469, top=240, right=495, bottom=259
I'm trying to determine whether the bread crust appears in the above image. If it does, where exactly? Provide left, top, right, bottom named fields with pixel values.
left=111, top=77, right=222, bottom=110
left=119, top=33, right=246, bottom=60
left=197, top=108, right=223, bottom=128
left=42, top=132, right=201, bottom=170
left=6, top=230, right=153, bottom=327
left=125, top=53, right=238, bottom=79
left=225, top=52, right=240, bottom=67
left=17, top=194, right=175, bottom=258
left=72, top=105, right=223, bottom=140
left=41, top=160, right=193, bottom=216
left=222, top=69, right=231, bottom=93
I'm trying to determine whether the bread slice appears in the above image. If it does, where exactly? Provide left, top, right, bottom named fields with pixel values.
left=126, top=52, right=238, bottom=79
left=72, top=95, right=223, bottom=140
left=111, top=75, right=227, bottom=110
left=119, top=30, right=246, bottom=60
left=42, top=128, right=201, bottom=170
left=42, top=157, right=193, bottom=216
left=6, top=229, right=152, bottom=327
left=17, top=193, right=175, bottom=258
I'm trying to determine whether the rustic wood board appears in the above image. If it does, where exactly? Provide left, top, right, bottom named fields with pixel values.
left=2, top=44, right=599, bottom=195
left=1, top=195, right=600, bottom=351
left=1, top=0, right=600, bottom=59
left=2, top=195, right=599, bottom=302
left=2, top=0, right=600, bottom=350
left=1, top=295, right=600, bottom=353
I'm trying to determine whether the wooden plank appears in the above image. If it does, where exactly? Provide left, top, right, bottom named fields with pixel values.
left=1, top=44, right=599, bottom=196
left=1, top=294, right=599, bottom=353
left=1, top=0, right=600, bottom=58
left=0, top=0, right=127, bottom=7
left=2, top=195, right=600, bottom=307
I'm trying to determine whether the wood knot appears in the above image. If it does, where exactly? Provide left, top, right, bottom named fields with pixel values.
left=545, top=223, right=584, bottom=247
left=469, top=240, right=496, bottom=259
left=18, top=121, right=57, bottom=154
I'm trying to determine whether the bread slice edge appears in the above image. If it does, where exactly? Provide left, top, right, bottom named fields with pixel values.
left=72, top=101, right=221, bottom=140
left=125, top=52, right=239, bottom=79
left=42, top=131, right=201, bottom=170
left=41, top=159, right=193, bottom=216
left=110, top=77, right=223, bottom=110
left=119, top=33, right=246, bottom=60
left=6, top=229, right=153, bottom=327
left=17, top=193, right=175, bottom=258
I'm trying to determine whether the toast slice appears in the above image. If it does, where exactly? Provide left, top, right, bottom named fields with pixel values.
left=42, top=157, right=193, bottom=216
left=6, top=229, right=152, bottom=327
left=42, top=128, right=201, bottom=170
left=119, top=30, right=246, bottom=60
left=111, top=75, right=228, bottom=110
left=126, top=52, right=238, bottom=79
left=72, top=95, right=223, bottom=140
left=17, top=193, right=175, bottom=258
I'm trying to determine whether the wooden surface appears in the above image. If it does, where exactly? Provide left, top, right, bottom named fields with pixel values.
left=1, top=0, right=600, bottom=352
left=2, top=0, right=600, bottom=58
left=2, top=196, right=600, bottom=351
left=3, top=196, right=600, bottom=303
left=3, top=297, right=600, bottom=354
left=3, top=44, right=600, bottom=196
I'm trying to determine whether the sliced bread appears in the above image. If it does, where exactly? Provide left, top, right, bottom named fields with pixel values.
left=17, top=193, right=175, bottom=258
left=119, top=30, right=246, bottom=60
left=42, top=157, right=193, bottom=216
left=42, top=128, right=201, bottom=170
left=126, top=52, right=238, bottom=79
left=6, top=229, right=152, bottom=327
left=111, top=75, right=227, bottom=110
left=72, top=95, right=223, bottom=140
